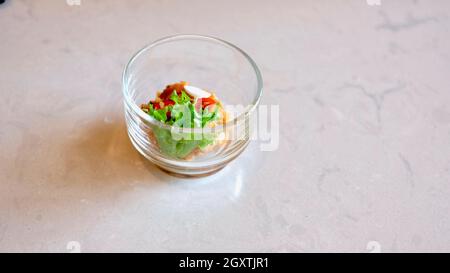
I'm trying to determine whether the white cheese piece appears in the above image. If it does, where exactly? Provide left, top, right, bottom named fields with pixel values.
left=184, top=85, right=211, bottom=98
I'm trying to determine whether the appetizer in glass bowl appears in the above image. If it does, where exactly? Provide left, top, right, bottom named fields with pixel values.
left=140, top=81, right=228, bottom=160
left=122, top=35, right=263, bottom=177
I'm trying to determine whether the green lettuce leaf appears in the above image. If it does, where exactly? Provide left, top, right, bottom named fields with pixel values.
left=144, top=89, right=221, bottom=159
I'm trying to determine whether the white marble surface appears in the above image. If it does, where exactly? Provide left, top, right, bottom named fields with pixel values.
left=1, top=0, right=450, bottom=252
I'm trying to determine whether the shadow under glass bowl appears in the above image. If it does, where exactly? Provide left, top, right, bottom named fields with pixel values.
left=122, top=34, right=263, bottom=177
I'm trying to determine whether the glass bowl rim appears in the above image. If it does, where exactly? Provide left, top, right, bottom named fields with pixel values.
left=122, top=34, right=263, bottom=131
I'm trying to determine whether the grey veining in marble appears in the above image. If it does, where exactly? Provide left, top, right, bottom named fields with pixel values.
left=1, top=0, right=450, bottom=252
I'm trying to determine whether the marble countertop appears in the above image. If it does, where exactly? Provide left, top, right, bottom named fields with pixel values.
left=1, top=0, right=450, bottom=252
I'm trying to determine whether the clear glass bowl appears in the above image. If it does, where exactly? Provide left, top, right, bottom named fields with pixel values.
left=122, top=34, right=263, bottom=177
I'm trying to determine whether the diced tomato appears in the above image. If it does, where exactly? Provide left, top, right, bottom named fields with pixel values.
left=163, top=99, right=175, bottom=107
left=201, top=96, right=216, bottom=108
left=164, top=100, right=174, bottom=119
left=151, top=101, right=161, bottom=110
left=150, top=100, right=174, bottom=119
left=159, top=82, right=188, bottom=100
left=151, top=99, right=174, bottom=110
left=194, top=96, right=216, bottom=112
